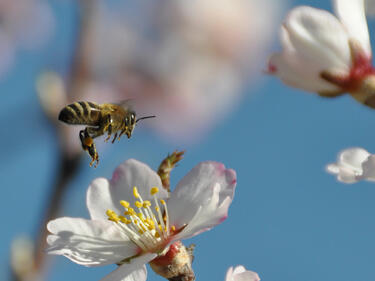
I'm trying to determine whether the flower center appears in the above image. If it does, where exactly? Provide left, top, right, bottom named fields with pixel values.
left=106, top=186, right=176, bottom=253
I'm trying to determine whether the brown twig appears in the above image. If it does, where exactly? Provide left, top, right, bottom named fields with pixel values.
left=20, top=0, right=96, bottom=279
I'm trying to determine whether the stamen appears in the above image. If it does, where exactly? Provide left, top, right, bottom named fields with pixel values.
left=120, top=200, right=130, bottom=208
left=133, top=187, right=140, bottom=198
left=150, top=187, right=159, bottom=195
left=105, top=186, right=172, bottom=252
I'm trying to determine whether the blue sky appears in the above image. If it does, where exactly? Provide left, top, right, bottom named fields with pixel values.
left=1, top=0, right=375, bottom=281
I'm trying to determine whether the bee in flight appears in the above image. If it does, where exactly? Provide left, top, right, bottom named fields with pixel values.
left=58, top=101, right=155, bottom=167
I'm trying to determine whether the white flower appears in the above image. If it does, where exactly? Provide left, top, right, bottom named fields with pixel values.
left=47, top=159, right=236, bottom=281
left=226, top=265, right=260, bottom=281
left=268, top=0, right=375, bottom=107
left=326, top=147, right=375, bottom=183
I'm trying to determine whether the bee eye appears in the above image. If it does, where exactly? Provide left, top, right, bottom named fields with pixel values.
left=125, top=117, right=129, bottom=124
left=131, top=114, right=135, bottom=123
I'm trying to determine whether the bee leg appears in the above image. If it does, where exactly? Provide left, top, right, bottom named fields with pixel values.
left=105, top=124, right=112, bottom=142
left=111, top=132, right=118, bottom=144
left=88, top=144, right=99, bottom=168
left=118, top=129, right=126, bottom=140
left=80, top=128, right=99, bottom=168
left=99, top=114, right=112, bottom=142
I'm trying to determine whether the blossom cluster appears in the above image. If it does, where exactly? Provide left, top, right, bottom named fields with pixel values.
left=41, top=0, right=375, bottom=281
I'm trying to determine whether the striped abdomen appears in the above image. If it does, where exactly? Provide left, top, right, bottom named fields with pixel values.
left=58, top=101, right=101, bottom=125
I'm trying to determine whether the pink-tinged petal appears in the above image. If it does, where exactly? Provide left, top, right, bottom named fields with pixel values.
left=334, top=0, right=371, bottom=56
left=226, top=266, right=260, bottom=281
left=99, top=254, right=155, bottom=281
left=87, top=159, right=167, bottom=220
left=285, top=6, right=351, bottom=70
left=168, top=162, right=236, bottom=240
left=268, top=51, right=340, bottom=92
left=47, top=217, right=139, bottom=266
left=269, top=25, right=343, bottom=92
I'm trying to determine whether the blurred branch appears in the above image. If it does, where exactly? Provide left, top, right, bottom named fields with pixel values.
left=10, top=1, right=98, bottom=280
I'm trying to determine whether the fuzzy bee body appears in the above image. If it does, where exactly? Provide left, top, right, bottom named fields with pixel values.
left=58, top=101, right=102, bottom=125
left=58, top=101, right=154, bottom=167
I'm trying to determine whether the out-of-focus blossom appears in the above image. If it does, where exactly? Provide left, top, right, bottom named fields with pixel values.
left=0, top=0, right=54, bottom=77
left=79, top=0, right=285, bottom=142
left=10, top=236, right=39, bottom=281
left=268, top=0, right=375, bottom=109
left=47, top=159, right=236, bottom=281
left=326, top=147, right=375, bottom=183
left=226, top=265, right=260, bottom=281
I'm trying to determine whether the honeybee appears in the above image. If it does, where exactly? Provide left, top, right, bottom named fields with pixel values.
left=58, top=101, right=155, bottom=167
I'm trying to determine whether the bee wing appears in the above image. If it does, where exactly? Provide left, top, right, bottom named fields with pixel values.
left=116, top=99, right=135, bottom=110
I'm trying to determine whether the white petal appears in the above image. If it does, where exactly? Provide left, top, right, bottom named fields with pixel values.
left=284, top=6, right=351, bottom=70
left=47, top=217, right=139, bottom=266
left=268, top=51, right=340, bottom=92
left=360, top=155, right=375, bottom=181
left=87, top=159, right=168, bottom=220
left=233, top=271, right=260, bottom=281
left=99, top=254, right=156, bottom=281
left=226, top=266, right=260, bottom=281
left=338, top=147, right=370, bottom=168
left=326, top=147, right=370, bottom=183
left=168, top=162, right=236, bottom=240
left=232, top=266, right=246, bottom=275
left=334, top=0, right=371, bottom=56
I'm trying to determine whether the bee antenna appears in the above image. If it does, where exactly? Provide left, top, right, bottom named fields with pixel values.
left=136, top=115, right=156, bottom=123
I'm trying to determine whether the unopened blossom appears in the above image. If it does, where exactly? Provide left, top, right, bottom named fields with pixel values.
left=268, top=0, right=375, bottom=109
left=326, top=147, right=375, bottom=183
left=47, top=159, right=236, bottom=281
left=226, top=265, right=260, bottom=281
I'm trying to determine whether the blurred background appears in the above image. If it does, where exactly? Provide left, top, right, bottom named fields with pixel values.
left=2, top=0, right=375, bottom=280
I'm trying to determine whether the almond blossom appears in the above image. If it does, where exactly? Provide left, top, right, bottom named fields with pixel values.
left=226, top=265, right=260, bottom=281
left=326, top=147, right=375, bottom=183
left=47, top=159, right=236, bottom=281
left=268, top=0, right=375, bottom=108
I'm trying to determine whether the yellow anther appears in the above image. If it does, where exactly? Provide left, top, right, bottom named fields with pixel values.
left=150, top=187, right=159, bottom=195
left=138, top=230, right=144, bottom=234
left=154, top=232, right=160, bottom=238
left=133, top=187, right=140, bottom=198
left=137, top=213, right=144, bottom=219
left=125, top=207, right=136, bottom=216
left=119, top=216, right=127, bottom=223
left=155, top=206, right=160, bottom=212
left=120, top=200, right=130, bottom=208
left=135, top=201, right=143, bottom=208
left=170, top=225, right=176, bottom=232
left=160, top=199, right=166, bottom=205
left=106, top=209, right=114, bottom=217
left=143, top=201, right=151, bottom=208
left=106, top=209, right=120, bottom=223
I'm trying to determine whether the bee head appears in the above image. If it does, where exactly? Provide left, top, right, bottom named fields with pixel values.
left=124, top=111, right=136, bottom=138
left=123, top=113, right=155, bottom=138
